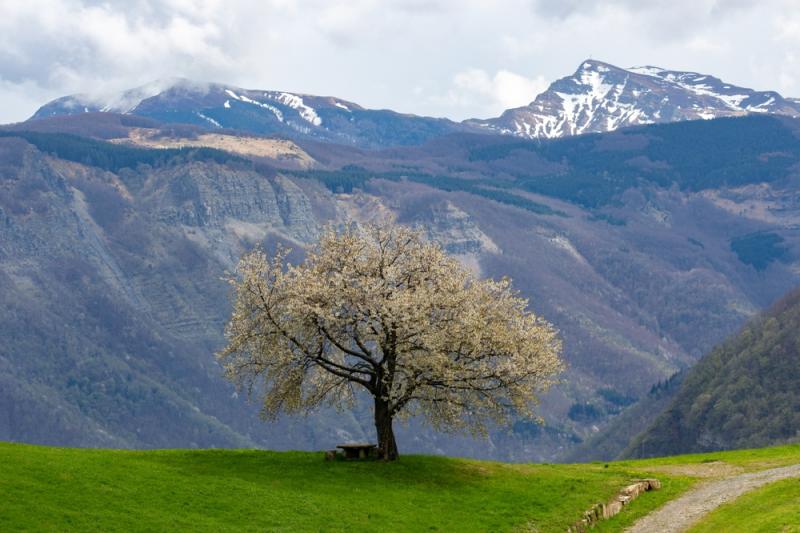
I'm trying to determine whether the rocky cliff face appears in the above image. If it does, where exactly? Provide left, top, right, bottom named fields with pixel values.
left=0, top=139, right=347, bottom=449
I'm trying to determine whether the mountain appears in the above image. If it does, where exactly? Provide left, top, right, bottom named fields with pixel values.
left=622, top=288, right=800, bottom=458
left=31, top=62, right=800, bottom=147
left=31, top=79, right=466, bottom=149
left=2, top=112, right=800, bottom=460
left=467, top=60, right=800, bottom=138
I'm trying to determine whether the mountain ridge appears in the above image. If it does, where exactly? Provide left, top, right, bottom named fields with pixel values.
left=32, top=78, right=466, bottom=149
left=31, top=60, right=800, bottom=147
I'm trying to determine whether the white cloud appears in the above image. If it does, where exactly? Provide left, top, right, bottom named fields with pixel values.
left=529, top=0, right=751, bottom=22
left=448, top=69, right=548, bottom=117
left=0, top=79, right=53, bottom=125
left=0, top=0, right=799, bottom=123
left=686, top=37, right=728, bottom=53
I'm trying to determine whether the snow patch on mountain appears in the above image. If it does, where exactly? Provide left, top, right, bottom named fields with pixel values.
left=627, top=66, right=662, bottom=78
left=195, top=112, right=221, bottom=128
left=225, top=89, right=284, bottom=122
left=272, top=93, right=322, bottom=126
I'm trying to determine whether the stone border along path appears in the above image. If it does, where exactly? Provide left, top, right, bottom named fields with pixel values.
left=625, top=463, right=800, bottom=532
left=569, top=479, right=662, bottom=532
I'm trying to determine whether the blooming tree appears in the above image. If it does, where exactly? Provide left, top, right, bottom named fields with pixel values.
left=218, top=222, right=563, bottom=460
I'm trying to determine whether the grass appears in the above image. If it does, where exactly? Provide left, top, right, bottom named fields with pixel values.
left=689, top=477, right=800, bottom=532
left=1, top=442, right=798, bottom=532
left=616, top=443, right=800, bottom=471
left=0, top=441, right=681, bottom=533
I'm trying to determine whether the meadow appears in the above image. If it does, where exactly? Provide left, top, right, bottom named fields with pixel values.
left=4, top=442, right=799, bottom=531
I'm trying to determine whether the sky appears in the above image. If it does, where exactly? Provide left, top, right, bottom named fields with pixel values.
left=2, top=0, right=800, bottom=124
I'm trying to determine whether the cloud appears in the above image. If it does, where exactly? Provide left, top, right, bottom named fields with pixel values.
left=527, top=0, right=757, bottom=42
left=529, top=0, right=750, bottom=20
left=448, top=69, right=548, bottom=116
left=0, top=0, right=798, bottom=123
left=0, top=0, right=237, bottom=90
left=0, top=79, right=54, bottom=125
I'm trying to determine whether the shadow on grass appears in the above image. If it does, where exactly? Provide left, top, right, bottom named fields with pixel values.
left=138, top=449, right=495, bottom=491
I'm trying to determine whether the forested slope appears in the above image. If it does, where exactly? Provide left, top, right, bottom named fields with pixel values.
left=626, top=289, right=800, bottom=458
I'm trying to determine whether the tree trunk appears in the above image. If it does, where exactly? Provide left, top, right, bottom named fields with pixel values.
left=374, top=397, right=398, bottom=461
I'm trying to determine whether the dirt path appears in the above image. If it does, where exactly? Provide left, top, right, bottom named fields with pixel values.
left=626, top=463, right=800, bottom=532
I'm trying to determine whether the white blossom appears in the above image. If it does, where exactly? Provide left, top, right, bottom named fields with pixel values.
left=218, top=221, right=563, bottom=459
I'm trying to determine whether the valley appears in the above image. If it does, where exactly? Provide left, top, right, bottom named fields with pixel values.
left=2, top=108, right=800, bottom=461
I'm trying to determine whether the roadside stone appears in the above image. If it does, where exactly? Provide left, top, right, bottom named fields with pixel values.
left=569, top=478, right=661, bottom=531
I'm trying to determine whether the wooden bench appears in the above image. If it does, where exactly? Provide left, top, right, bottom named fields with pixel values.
left=336, top=443, right=376, bottom=459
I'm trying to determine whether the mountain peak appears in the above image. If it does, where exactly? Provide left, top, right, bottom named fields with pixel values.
left=627, top=65, right=666, bottom=77
left=468, top=59, right=800, bottom=138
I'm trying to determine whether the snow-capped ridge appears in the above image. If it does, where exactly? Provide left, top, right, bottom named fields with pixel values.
left=30, top=78, right=462, bottom=149
left=469, top=59, right=800, bottom=139
left=36, top=77, right=197, bottom=116
left=29, top=64, right=800, bottom=146
left=32, top=80, right=350, bottom=132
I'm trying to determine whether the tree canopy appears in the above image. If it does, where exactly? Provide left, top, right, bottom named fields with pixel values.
left=218, top=222, right=563, bottom=460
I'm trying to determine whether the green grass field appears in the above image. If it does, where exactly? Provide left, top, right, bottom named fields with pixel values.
left=618, top=443, right=800, bottom=470
left=1, top=442, right=798, bottom=532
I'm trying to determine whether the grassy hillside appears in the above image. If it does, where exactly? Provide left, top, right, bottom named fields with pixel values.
left=625, top=289, right=800, bottom=458
left=3, top=442, right=800, bottom=532
left=0, top=441, right=694, bottom=532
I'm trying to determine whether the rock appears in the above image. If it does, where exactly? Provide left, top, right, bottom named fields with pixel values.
left=621, top=481, right=650, bottom=498
left=602, top=500, right=623, bottom=519
left=570, top=478, right=661, bottom=530
left=645, top=478, right=662, bottom=490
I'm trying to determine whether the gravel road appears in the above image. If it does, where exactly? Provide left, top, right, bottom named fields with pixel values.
left=626, top=463, right=800, bottom=532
